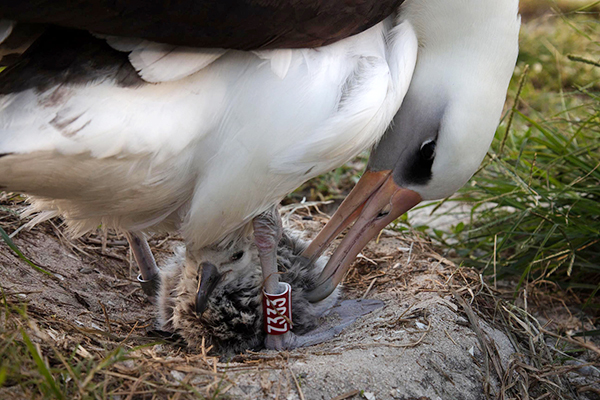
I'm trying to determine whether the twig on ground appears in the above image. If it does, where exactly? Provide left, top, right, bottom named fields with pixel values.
left=361, top=278, right=377, bottom=299
left=98, top=301, right=113, bottom=335
left=331, top=389, right=361, bottom=400
left=540, top=328, right=600, bottom=357
left=288, top=366, right=305, bottom=400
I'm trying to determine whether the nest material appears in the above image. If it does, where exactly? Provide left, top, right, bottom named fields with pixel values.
left=0, top=198, right=597, bottom=399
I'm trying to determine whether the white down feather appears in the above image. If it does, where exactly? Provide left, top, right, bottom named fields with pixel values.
left=104, top=36, right=295, bottom=83
left=96, top=34, right=229, bottom=82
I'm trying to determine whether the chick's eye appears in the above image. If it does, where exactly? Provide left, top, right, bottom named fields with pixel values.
left=420, top=140, right=436, bottom=161
left=230, top=251, right=244, bottom=262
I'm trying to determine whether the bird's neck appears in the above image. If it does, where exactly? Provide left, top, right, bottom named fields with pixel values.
left=399, top=0, right=520, bottom=52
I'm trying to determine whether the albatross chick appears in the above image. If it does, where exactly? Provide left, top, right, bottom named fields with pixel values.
left=157, top=229, right=381, bottom=354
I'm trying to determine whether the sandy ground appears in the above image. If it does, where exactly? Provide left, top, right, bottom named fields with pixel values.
left=0, top=206, right=598, bottom=399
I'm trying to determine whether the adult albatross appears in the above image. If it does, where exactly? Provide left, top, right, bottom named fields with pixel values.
left=0, top=0, right=520, bottom=349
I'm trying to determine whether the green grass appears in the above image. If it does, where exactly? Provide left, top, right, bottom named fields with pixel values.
left=422, top=3, right=600, bottom=306
left=0, top=292, right=130, bottom=399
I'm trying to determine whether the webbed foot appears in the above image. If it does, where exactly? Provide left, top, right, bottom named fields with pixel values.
left=264, top=298, right=384, bottom=350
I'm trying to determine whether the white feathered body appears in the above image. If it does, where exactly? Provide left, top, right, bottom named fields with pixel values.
left=0, top=0, right=520, bottom=249
left=0, top=16, right=417, bottom=248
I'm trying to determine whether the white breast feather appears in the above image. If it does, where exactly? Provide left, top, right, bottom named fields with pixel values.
left=183, top=20, right=419, bottom=248
left=270, top=20, right=418, bottom=175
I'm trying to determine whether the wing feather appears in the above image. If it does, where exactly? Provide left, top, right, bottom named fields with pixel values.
left=270, top=20, right=418, bottom=175
left=0, top=0, right=404, bottom=50
left=127, top=41, right=227, bottom=83
left=252, top=49, right=293, bottom=80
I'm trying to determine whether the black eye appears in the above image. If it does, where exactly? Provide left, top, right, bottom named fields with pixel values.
left=230, top=251, right=244, bottom=262
left=420, top=140, right=436, bottom=161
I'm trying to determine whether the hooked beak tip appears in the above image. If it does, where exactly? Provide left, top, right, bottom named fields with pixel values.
left=195, top=262, right=222, bottom=315
left=306, top=172, right=422, bottom=302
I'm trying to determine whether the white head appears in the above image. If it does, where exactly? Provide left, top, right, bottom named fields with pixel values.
left=156, top=238, right=262, bottom=350
left=305, top=0, right=521, bottom=302
left=371, top=0, right=521, bottom=199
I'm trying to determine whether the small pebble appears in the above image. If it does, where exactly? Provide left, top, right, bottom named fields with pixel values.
left=170, top=370, right=186, bottom=382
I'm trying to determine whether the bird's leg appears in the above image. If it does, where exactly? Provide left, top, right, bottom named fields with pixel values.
left=252, top=206, right=294, bottom=350
left=254, top=207, right=385, bottom=351
left=125, top=231, right=160, bottom=298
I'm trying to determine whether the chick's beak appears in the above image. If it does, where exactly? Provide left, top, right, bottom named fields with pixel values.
left=303, top=170, right=422, bottom=302
left=195, top=262, right=222, bottom=315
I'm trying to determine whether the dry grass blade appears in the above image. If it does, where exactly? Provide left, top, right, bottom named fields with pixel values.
left=331, top=389, right=361, bottom=400
left=287, top=366, right=305, bottom=400
left=452, top=289, right=503, bottom=398
left=540, top=328, right=600, bottom=357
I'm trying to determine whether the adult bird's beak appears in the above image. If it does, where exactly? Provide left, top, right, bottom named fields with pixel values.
left=303, top=170, right=422, bottom=302
left=195, top=262, right=222, bottom=315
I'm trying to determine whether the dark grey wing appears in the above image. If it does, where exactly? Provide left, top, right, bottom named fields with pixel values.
left=0, top=26, right=142, bottom=94
left=0, top=0, right=403, bottom=50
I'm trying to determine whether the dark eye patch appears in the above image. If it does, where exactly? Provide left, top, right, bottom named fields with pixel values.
left=402, top=139, right=437, bottom=185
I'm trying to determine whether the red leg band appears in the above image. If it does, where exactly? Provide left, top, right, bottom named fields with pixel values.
left=262, top=282, right=292, bottom=335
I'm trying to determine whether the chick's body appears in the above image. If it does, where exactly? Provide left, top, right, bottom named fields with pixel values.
left=157, top=230, right=339, bottom=354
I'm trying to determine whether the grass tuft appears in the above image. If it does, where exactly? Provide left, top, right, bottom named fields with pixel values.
left=0, top=290, right=147, bottom=399
left=21, top=328, right=65, bottom=400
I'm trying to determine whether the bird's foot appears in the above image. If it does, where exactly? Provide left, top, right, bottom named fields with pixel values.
left=263, top=298, right=384, bottom=350
left=265, top=331, right=296, bottom=350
